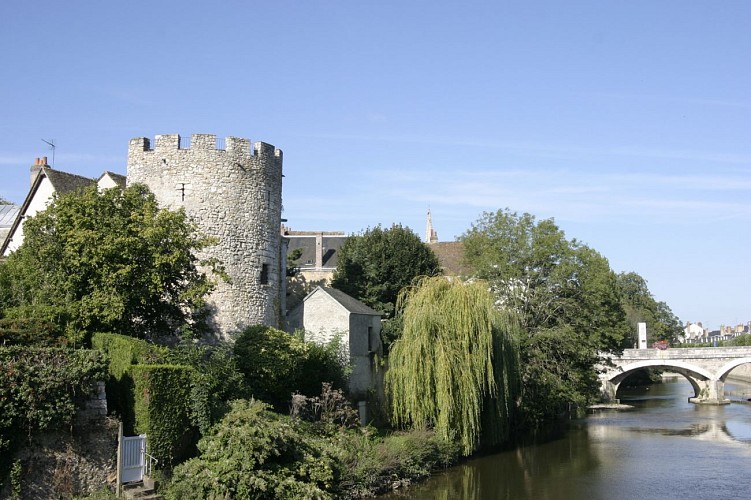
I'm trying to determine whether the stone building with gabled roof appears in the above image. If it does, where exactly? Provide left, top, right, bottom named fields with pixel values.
left=287, top=286, right=383, bottom=404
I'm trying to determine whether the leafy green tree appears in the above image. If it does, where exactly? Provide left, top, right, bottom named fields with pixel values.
left=0, top=196, right=11, bottom=205
left=387, top=277, right=520, bottom=456
left=726, top=334, right=751, bottom=346
left=0, top=184, right=218, bottom=343
left=461, top=209, right=628, bottom=426
left=286, top=247, right=303, bottom=277
left=616, top=272, right=683, bottom=345
left=331, top=224, right=441, bottom=317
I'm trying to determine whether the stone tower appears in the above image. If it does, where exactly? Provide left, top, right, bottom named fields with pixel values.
left=127, top=133, right=283, bottom=340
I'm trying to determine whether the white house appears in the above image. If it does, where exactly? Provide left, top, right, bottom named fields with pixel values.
left=1, top=158, right=125, bottom=256
left=287, top=286, right=383, bottom=406
left=682, top=322, right=708, bottom=343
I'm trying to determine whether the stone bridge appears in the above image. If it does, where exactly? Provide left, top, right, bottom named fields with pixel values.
left=599, top=346, right=751, bottom=405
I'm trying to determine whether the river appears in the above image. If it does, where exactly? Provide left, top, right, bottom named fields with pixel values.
left=381, top=377, right=751, bottom=499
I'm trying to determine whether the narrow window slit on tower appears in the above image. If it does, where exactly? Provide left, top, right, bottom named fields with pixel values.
left=260, top=263, right=269, bottom=285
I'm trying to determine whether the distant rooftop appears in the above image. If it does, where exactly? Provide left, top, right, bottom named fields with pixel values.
left=285, top=231, right=348, bottom=269
left=0, top=204, right=20, bottom=227
left=430, top=241, right=471, bottom=276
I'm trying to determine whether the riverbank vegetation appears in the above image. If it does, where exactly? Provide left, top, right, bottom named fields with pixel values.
left=461, top=209, right=630, bottom=426
left=0, top=186, right=688, bottom=497
left=387, top=277, right=520, bottom=456
left=677, top=334, right=751, bottom=348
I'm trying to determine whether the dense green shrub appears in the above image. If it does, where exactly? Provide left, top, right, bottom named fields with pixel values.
left=234, top=325, right=347, bottom=410
left=131, top=365, right=195, bottom=467
left=166, top=390, right=459, bottom=498
left=234, top=325, right=308, bottom=408
left=167, top=399, right=339, bottom=499
left=91, top=332, right=167, bottom=378
left=166, top=341, right=247, bottom=434
left=336, top=429, right=459, bottom=497
left=93, top=334, right=242, bottom=465
left=0, top=317, right=63, bottom=346
left=297, top=334, right=348, bottom=397
left=725, top=334, right=751, bottom=346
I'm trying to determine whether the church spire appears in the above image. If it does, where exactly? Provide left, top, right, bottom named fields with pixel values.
left=425, top=209, right=438, bottom=244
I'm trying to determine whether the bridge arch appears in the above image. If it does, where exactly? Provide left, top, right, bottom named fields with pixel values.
left=716, top=357, right=751, bottom=381
left=604, top=360, right=714, bottom=403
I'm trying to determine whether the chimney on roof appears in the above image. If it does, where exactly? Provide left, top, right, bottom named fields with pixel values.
left=30, top=157, right=49, bottom=186
left=315, top=233, right=323, bottom=268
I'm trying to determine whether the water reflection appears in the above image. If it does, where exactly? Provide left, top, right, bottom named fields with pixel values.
left=385, top=425, right=599, bottom=500
left=381, top=378, right=751, bottom=499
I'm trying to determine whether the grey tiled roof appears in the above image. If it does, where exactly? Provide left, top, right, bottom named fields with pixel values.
left=318, top=287, right=382, bottom=316
left=43, top=168, right=96, bottom=194
left=288, top=236, right=347, bottom=268
left=0, top=205, right=20, bottom=227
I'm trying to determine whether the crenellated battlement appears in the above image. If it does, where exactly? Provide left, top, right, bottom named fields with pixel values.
left=128, top=134, right=282, bottom=160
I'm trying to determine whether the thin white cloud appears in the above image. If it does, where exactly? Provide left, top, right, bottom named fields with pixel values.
left=358, top=165, right=751, bottom=225
left=292, top=131, right=751, bottom=165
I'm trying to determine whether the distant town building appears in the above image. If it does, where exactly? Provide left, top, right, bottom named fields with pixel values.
left=682, top=321, right=750, bottom=344
left=682, top=321, right=708, bottom=343
left=283, top=228, right=348, bottom=312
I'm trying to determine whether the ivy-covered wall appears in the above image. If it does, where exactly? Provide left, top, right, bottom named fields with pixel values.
left=131, top=365, right=195, bottom=466
left=0, top=347, right=106, bottom=483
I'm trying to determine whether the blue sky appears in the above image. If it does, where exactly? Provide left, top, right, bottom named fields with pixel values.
left=1, top=1, right=749, bottom=331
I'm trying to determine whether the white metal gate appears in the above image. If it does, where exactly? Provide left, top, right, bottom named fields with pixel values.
left=120, top=434, right=146, bottom=484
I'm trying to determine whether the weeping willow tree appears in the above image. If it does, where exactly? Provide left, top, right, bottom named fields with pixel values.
left=386, top=276, right=521, bottom=456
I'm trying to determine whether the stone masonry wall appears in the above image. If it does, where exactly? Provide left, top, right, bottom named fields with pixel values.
left=127, top=134, right=283, bottom=340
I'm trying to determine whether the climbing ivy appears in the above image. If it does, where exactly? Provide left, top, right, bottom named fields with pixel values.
left=131, top=365, right=195, bottom=467
left=0, top=347, right=106, bottom=482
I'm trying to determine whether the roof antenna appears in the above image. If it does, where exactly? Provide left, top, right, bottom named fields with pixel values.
left=41, top=139, right=55, bottom=167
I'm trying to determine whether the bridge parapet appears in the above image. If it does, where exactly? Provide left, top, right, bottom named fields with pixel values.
left=618, top=347, right=751, bottom=361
